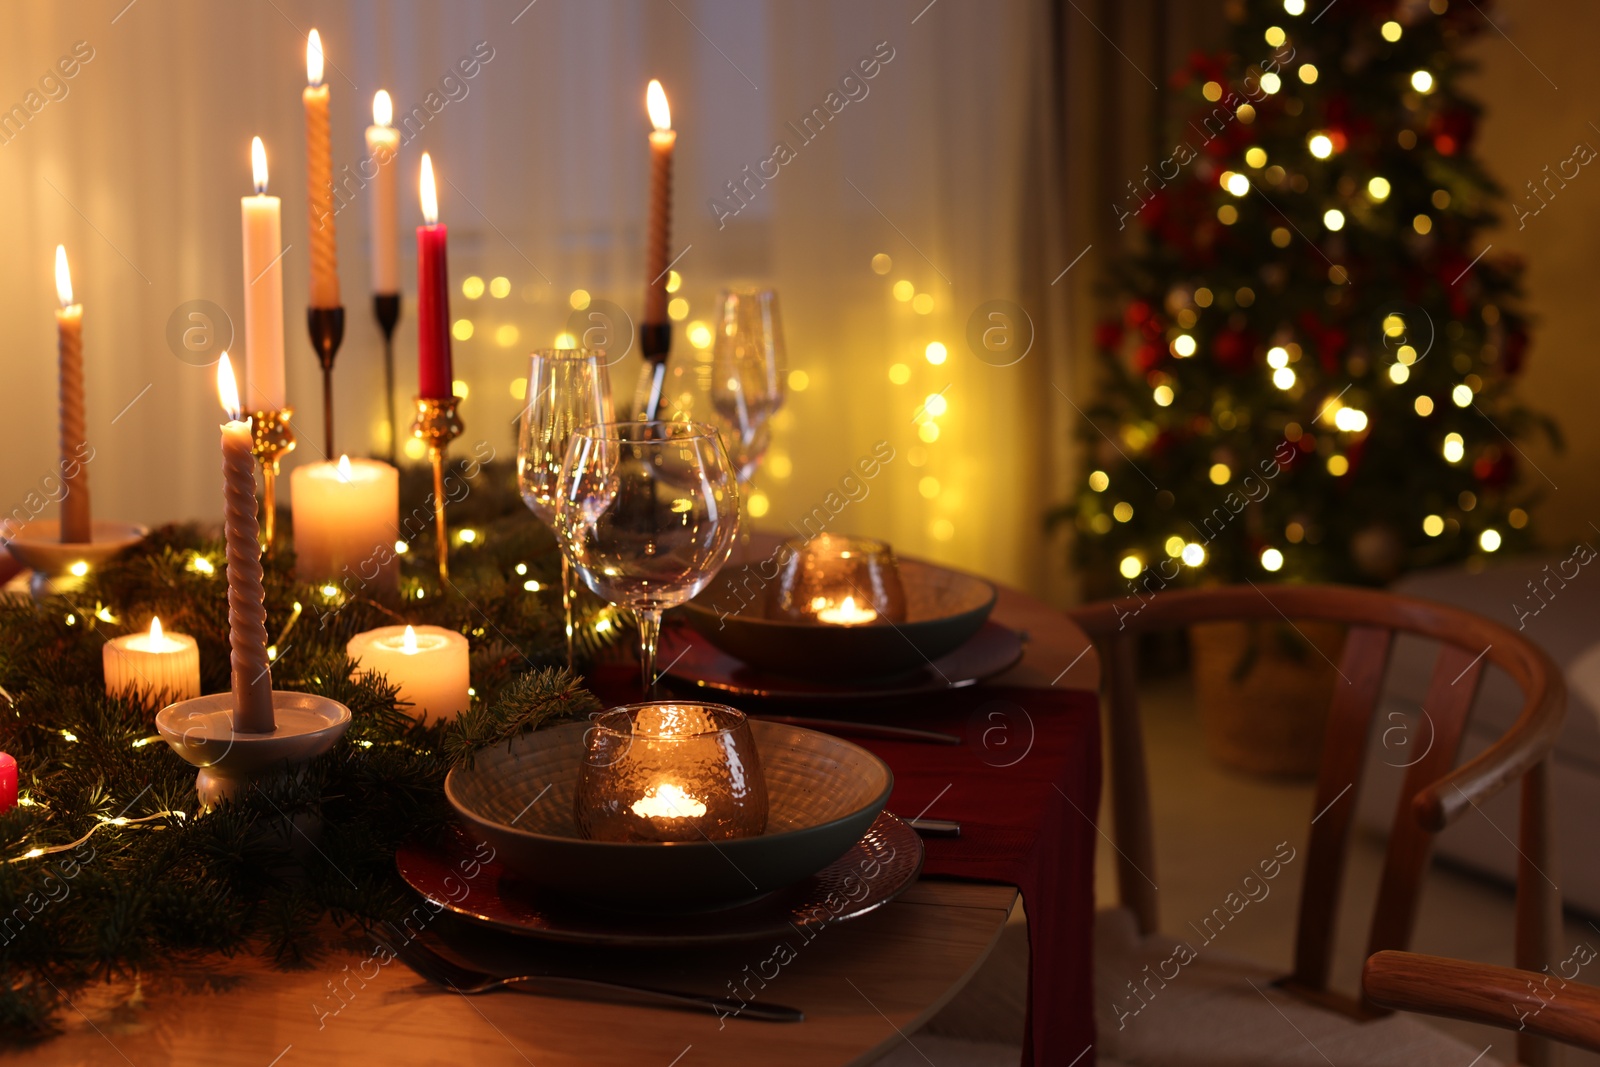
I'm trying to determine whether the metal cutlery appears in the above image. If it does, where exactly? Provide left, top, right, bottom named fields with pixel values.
left=372, top=929, right=805, bottom=1022
left=753, top=714, right=961, bottom=746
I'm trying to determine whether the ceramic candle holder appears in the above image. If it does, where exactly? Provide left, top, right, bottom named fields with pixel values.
left=4, top=519, right=147, bottom=601
left=773, top=534, right=907, bottom=626
left=576, top=702, right=768, bottom=844
left=156, top=691, right=351, bottom=810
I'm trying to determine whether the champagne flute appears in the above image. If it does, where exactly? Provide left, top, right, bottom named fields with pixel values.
left=557, top=421, right=739, bottom=694
left=709, top=287, right=786, bottom=483
left=516, top=348, right=614, bottom=668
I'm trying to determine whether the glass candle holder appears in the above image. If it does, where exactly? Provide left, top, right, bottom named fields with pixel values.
left=773, top=534, right=907, bottom=625
left=576, top=702, right=768, bottom=843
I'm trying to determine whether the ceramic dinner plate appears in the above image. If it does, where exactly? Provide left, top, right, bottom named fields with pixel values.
left=658, top=619, right=1025, bottom=700
left=396, top=813, right=924, bottom=947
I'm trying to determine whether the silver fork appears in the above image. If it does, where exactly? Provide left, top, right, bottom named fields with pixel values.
left=371, top=928, right=804, bottom=1023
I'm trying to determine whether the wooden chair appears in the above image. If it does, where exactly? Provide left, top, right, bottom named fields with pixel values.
left=1366, top=949, right=1600, bottom=1059
left=1068, top=584, right=1566, bottom=1067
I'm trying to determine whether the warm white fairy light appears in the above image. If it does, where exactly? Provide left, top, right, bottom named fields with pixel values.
left=1411, top=70, right=1434, bottom=94
left=1368, top=177, right=1391, bottom=201
left=1209, top=463, right=1231, bottom=484
left=1181, top=542, right=1206, bottom=567
left=1382, top=20, right=1403, bottom=41
left=1443, top=433, right=1465, bottom=463
left=1267, top=346, right=1289, bottom=368
left=1480, top=529, right=1502, bottom=552
left=1451, top=384, right=1473, bottom=407
left=1333, top=407, right=1368, bottom=432
left=1172, top=334, right=1197, bottom=357
left=1389, top=363, right=1410, bottom=384
left=1260, top=547, right=1285, bottom=572
left=1153, top=384, right=1174, bottom=406
left=1273, top=367, right=1296, bottom=390
left=1224, top=172, right=1250, bottom=196
left=1308, top=133, right=1334, bottom=159
left=1323, top=208, right=1346, bottom=231
left=1423, top=514, right=1445, bottom=537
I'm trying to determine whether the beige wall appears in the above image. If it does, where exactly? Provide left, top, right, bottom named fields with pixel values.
left=1465, top=0, right=1600, bottom=547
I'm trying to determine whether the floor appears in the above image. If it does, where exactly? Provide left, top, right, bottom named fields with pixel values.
left=879, top=672, right=1600, bottom=1066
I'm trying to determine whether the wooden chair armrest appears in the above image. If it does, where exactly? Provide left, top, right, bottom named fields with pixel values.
left=1410, top=655, right=1566, bottom=833
left=1364, top=950, right=1600, bottom=1052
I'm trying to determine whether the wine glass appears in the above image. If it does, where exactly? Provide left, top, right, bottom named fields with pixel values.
left=516, top=348, right=614, bottom=668
left=709, top=288, right=786, bottom=483
left=557, top=421, right=739, bottom=694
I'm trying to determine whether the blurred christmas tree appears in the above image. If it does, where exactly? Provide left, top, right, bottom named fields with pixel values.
left=1056, top=0, right=1558, bottom=591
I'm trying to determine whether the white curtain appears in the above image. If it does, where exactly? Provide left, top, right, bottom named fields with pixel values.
left=0, top=0, right=1069, bottom=591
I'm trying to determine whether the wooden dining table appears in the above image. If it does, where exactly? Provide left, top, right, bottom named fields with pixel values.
left=13, top=583, right=1101, bottom=1067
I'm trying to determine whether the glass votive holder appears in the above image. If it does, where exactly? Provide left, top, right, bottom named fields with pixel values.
left=576, top=702, right=769, bottom=843
left=773, top=533, right=907, bottom=625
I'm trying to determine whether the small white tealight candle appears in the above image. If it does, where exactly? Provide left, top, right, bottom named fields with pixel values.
left=103, top=616, right=202, bottom=709
left=814, top=595, right=879, bottom=626
left=346, top=624, right=470, bottom=723
left=630, top=782, right=707, bottom=821
left=290, top=455, right=400, bottom=594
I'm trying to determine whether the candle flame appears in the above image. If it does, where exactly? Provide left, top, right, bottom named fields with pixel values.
left=646, top=79, right=672, bottom=132
left=149, top=616, right=164, bottom=642
left=337, top=454, right=353, bottom=481
left=54, top=245, right=73, bottom=307
left=402, top=624, right=418, bottom=654
left=419, top=152, right=438, bottom=225
left=217, top=352, right=243, bottom=421
left=306, top=29, right=325, bottom=88
left=251, top=136, right=268, bottom=194
left=373, top=89, right=392, bottom=127
left=631, top=782, right=705, bottom=820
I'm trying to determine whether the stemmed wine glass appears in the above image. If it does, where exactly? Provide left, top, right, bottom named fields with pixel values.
left=516, top=348, right=615, bottom=668
left=709, top=288, right=786, bottom=484
left=556, top=421, right=739, bottom=694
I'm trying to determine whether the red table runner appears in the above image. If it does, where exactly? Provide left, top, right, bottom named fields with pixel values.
left=592, top=667, right=1102, bottom=1066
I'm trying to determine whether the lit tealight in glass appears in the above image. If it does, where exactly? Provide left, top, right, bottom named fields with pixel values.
left=813, top=595, right=879, bottom=626
left=577, top=702, right=767, bottom=844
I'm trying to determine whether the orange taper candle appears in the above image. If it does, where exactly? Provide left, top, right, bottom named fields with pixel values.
left=644, top=80, right=675, bottom=326
left=54, top=245, right=90, bottom=544
left=304, top=29, right=340, bottom=309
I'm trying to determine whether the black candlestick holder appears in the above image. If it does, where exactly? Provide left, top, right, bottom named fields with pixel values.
left=307, top=305, right=346, bottom=458
left=373, top=294, right=402, bottom=465
left=637, top=321, right=672, bottom=421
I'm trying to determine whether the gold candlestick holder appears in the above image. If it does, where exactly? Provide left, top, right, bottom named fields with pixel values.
left=410, top=395, right=463, bottom=583
left=250, top=407, right=296, bottom=551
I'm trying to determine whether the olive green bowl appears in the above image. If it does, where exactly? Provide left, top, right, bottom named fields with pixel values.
left=445, top=719, right=893, bottom=911
left=679, top=558, right=998, bottom=681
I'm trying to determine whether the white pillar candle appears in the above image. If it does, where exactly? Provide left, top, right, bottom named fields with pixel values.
left=103, top=616, right=202, bottom=709
left=366, top=91, right=401, bottom=295
left=347, top=624, right=470, bottom=723
left=240, top=136, right=287, bottom=411
left=290, top=455, right=399, bottom=593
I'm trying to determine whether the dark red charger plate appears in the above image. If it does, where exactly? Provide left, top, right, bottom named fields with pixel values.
left=396, top=813, right=924, bottom=948
left=658, top=619, right=1024, bottom=700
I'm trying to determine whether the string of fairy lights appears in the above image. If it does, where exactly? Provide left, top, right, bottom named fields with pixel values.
left=423, top=252, right=959, bottom=546
left=1081, top=0, right=1530, bottom=586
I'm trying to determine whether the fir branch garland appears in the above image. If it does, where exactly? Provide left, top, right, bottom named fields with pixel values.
left=0, top=462, right=618, bottom=1035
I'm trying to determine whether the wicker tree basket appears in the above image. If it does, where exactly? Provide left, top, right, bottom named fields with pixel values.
left=1189, top=619, right=1347, bottom=778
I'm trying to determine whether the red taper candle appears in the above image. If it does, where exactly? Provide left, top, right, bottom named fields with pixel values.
left=0, top=752, right=16, bottom=813
left=416, top=153, right=452, bottom=400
